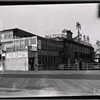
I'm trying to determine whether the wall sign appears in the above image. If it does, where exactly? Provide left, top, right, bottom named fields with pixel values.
left=6, top=51, right=28, bottom=59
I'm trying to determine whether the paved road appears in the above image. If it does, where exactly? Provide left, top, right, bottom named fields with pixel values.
left=0, top=77, right=100, bottom=97
left=0, top=71, right=100, bottom=97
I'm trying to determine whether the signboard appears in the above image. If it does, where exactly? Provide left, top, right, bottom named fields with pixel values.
left=28, top=51, right=37, bottom=57
left=6, top=51, right=28, bottom=59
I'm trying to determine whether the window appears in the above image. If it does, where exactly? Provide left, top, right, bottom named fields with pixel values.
left=30, top=38, right=36, bottom=45
left=20, top=40, right=25, bottom=46
left=83, top=47, right=84, bottom=52
left=46, top=45, right=48, bottom=50
left=41, top=44, right=43, bottom=49
left=48, top=45, right=50, bottom=50
left=52, top=46, right=54, bottom=51
left=1, top=33, right=5, bottom=39
left=25, top=39, right=29, bottom=46
left=71, top=44, right=73, bottom=50
left=6, top=33, right=10, bottom=39
left=41, top=56, right=43, bottom=65
left=53, top=46, right=55, bottom=51
left=14, top=40, right=19, bottom=46
left=50, top=46, right=51, bottom=50
left=44, top=45, right=46, bottom=50
left=9, top=33, right=13, bottom=38
left=5, top=33, right=7, bottom=39
left=4, top=33, right=6, bottom=39
left=20, top=40, right=25, bottom=50
left=75, top=45, right=77, bottom=50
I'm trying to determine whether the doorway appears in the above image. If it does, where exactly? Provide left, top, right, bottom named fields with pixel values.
left=29, top=57, right=34, bottom=71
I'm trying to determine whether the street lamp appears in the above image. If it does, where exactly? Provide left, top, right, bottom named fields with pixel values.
left=76, top=22, right=81, bottom=70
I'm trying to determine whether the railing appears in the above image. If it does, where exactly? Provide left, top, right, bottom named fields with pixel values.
left=58, top=63, right=100, bottom=70
left=58, top=64, right=78, bottom=70
left=37, top=63, right=100, bottom=71
left=1, top=61, right=100, bottom=71
left=82, top=63, right=100, bottom=70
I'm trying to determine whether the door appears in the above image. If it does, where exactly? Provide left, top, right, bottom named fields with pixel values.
left=29, top=57, right=34, bottom=71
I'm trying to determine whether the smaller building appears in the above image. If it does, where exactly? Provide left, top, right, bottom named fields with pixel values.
left=1, top=36, right=38, bottom=71
left=4, top=49, right=38, bottom=71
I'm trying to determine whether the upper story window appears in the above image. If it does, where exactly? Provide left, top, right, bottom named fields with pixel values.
left=25, top=39, right=29, bottom=46
left=14, top=40, right=20, bottom=47
left=1, top=31, right=13, bottom=39
left=20, top=40, right=25, bottom=47
left=1, top=33, right=5, bottom=39
left=44, top=45, right=47, bottom=50
left=9, top=32, right=13, bottom=38
left=30, top=38, right=36, bottom=45
left=41, top=44, right=44, bottom=49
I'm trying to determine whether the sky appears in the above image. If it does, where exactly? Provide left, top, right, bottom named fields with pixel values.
left=0, top=3, right=99, bottom=45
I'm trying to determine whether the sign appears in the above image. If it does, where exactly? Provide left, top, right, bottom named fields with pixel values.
left=6, top=51, right=28, bottom=59
left=28, top=51, right=37, bottom=57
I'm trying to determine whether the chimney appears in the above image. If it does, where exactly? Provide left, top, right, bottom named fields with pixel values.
left=66, top=30, right=73, bottom=40
left=62, top=29, right=73, bottom=40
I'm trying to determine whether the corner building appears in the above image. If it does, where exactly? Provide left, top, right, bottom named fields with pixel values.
left=0, top=28, right=94, bottom=71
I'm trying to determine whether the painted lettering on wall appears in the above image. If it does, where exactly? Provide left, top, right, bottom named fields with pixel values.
left=6, top=51, right=28, bottom=59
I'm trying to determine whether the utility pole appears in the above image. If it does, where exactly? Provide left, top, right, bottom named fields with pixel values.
left=76, top=22, right=81, bottom=70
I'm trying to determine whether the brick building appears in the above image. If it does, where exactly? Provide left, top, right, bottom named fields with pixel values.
left=46, top=30, right=94, bottom=64
left=0, top=28, right=94, bottom=71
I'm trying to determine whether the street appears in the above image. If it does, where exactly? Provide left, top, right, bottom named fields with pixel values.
left=0, top=71, right=100, bottom=97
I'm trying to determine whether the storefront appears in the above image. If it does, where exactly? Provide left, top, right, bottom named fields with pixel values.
left=4, top=50, right=38, bottom=71
left=5, top=50, right=28, bottom=71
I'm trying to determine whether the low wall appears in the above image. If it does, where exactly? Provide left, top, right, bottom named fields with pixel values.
left=0, top=70, right=100, bottom=80
left=0, top=70, right=100, bottom=75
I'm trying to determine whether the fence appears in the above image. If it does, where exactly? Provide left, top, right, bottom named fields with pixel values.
left=58, top=63, right=100, bottom=70
left=37, top=63, right=100, bottom=71
left=1, top=61, right=100, bottom=71
left=82, top=63, right=100, bottom=70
